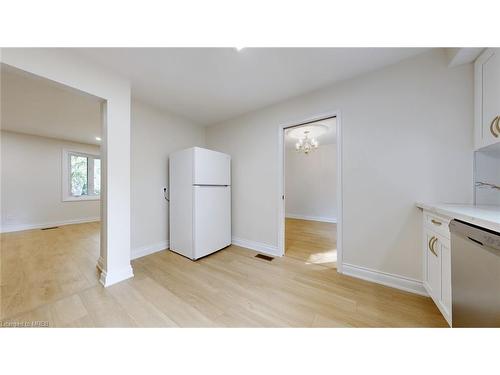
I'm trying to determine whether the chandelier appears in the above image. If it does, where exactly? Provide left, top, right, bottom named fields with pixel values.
left=295, top=130, right=319, bottom=154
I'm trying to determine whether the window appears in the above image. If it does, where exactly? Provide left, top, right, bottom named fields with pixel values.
left=62, top=149, right=101, bottom=201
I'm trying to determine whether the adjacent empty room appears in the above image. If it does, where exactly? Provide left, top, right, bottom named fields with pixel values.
left=284, top=117, right=338, bottom=269
left=0, top=64, right=103, bottom=320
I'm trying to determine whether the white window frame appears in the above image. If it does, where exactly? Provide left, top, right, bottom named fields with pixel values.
left=62, top=148, right=101, bottom=202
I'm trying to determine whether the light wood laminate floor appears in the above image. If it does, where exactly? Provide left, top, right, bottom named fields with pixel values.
left=285, top=218, right=337, bottom=269
left=1, top=222, right=448, bottom=327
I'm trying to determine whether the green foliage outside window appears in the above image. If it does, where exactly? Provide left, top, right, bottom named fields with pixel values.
left=70, top=155, right=88, bottom=196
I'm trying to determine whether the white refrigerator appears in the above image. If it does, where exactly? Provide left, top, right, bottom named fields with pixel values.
left=169, top=147, right=231, bottom=260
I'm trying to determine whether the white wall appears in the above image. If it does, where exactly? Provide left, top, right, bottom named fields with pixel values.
left=1, top=48, right=132, bottom=287
left=285, top=143, right=337, bottom=222
left=206, top=49, right=474, bottom=282
left=131, top=99, right=205, bottom=259
left=1, top=131, right=100, bottom=232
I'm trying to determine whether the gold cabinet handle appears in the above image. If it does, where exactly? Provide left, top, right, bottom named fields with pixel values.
left=428, top=236, right=438, bottom=257
left=490, top=116, right=499, bottom=137
left=430, top=237, right=438, bottom=256
left=496, top=116, right=500, bottom=134
left=431, top=219, right=442, bottom=226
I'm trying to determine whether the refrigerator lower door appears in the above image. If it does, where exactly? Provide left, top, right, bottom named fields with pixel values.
left=193, top=185, right=231, bottom=259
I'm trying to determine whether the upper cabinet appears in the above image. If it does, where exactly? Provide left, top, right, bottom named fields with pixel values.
left=475, top=48, right=500, bottom=150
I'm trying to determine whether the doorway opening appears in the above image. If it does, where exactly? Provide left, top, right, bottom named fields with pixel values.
left=279, top=114, right=342, bottom=271
left=0, top=63, right=105, bottom=320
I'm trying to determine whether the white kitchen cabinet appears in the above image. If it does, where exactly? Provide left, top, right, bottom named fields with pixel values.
left=423, top=229, right=441, bottom=299
left=475, top=48, right=500, bottom=150
left=422, top=210, right=452, bottom=326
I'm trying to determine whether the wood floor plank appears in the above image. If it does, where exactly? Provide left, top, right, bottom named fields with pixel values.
left=135, top=255, right=227, bottom=321
left=129, top=276, right=216, bottom=327
left=107, top=280, right=178, bottom=327
left=78, top=285, right=137, bottom=327
left=50, top=294, right=89, bottom=326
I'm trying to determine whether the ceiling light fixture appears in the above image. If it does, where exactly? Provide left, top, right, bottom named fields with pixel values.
left=95, top=136, right=102, bottom=141
left=287, top=123, right=329, bottom=155
left=295, top=130, right=318, bottom=155
left=235, top=46, right=245, bottom=51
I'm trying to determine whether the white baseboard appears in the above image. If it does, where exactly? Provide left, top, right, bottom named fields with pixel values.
left=0, top=217, right=100, bottom=233
left=231, top=236, right=281, bottom=257
left=285, top=213, right=337, bottom=223
left=342, top=263, right=428, bottom=296
left=131, top=240, right=169, bottom=260
left=99, top=265, right=134, bottom=287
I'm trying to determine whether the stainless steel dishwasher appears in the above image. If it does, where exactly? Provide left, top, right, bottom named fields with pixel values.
left=449, top=219, right=500, bottom=327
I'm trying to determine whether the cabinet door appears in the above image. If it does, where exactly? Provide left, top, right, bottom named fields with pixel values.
left=424, top=230, right=441, bottom=302
left=440, top=240, right=452, bottom=320
left=477, top=49, right=500, bottom=148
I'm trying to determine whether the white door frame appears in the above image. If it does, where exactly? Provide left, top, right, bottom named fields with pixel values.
left=277, top=110, right=343, bottom=273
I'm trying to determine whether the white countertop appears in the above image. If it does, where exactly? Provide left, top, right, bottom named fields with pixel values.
left=416, top=202, right=500, bottom=233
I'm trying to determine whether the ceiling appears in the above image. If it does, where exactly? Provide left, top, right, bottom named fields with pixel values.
left=1, top=64, right=102, bottom=145
left=72, top=48, right=429, bottom=126
left=285, top=117, right=336, bottom=149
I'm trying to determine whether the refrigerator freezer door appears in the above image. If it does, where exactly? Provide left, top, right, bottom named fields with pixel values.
left=193, top=147, right=231, bottom=186
left=193, top=185, right=231, bottom=259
